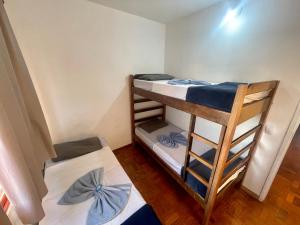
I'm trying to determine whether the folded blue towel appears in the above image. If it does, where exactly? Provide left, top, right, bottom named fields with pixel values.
left=157, top=132, right=187, bottom=149
left=58, top=168, right=131, bottom=225
left=168, top=79, right=211, bottom=86
left=157, top=135, right=178, bottom=148
left=170, top=132, right=187, bottom=146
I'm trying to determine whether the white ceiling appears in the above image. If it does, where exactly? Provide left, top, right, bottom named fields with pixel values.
left=89, top=0, right=223, bottom=23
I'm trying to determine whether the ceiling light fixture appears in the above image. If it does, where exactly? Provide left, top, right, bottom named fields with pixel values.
left=221, top=8, right=242, bottom=32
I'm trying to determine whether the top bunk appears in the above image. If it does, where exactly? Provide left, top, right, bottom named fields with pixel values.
left=130, top=74, right=279, bottom=126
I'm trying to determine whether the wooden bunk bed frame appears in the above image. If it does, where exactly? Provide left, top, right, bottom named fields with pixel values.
left=129, top=75, right=279, bottom=225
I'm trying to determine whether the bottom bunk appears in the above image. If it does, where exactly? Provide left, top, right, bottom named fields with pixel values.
left=135, top=120, right=247, bottom=200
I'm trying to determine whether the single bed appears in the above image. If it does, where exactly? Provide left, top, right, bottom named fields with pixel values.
left=40, top=140, right=161, bottom=225
left=135, top=121, right=248, bottom=198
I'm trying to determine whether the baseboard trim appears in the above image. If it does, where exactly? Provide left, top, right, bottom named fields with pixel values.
left=113, top=144, right=132, bottom=151
left=241, top=185, right=260, bottom=200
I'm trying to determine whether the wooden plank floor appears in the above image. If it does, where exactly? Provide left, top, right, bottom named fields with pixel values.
left=114, top=129, right=300, bottom=225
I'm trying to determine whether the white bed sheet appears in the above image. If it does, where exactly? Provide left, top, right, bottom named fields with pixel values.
left=40, top=146, right=145, bottom=225
left=134, top=79, right=196, bottom=100
left=135, top=123, right=210, bottom=175
left=133, top=79, right=153, bottom=91
left=134, top=79, right=270, bottom=104
left=136, top=126, right=186, bottom=174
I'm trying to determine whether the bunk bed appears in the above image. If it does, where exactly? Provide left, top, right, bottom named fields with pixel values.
left=129, top=75, right=279, bottom=225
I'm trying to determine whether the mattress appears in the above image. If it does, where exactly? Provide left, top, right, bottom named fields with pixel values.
left=134, top=79, right=270, bottom=109
left=134, top=79, right=198, bottom=101
left=40, top=146, right=146, bottom=225
left=135, top=122, right=246, bottom=197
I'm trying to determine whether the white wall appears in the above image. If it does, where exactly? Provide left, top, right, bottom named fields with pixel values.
left=165, top=0, right=300, bottom=197
left=5, top=0, right=165, bottom=149
left=5, top=0, right=300, bottom=198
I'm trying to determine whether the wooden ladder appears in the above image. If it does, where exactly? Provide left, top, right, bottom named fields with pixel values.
left=182, top=84, right=258, bottom=225
left=182, top=114, right=228, bottom=202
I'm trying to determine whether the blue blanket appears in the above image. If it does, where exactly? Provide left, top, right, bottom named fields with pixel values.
left=183, top=149, right=243, bottom=198
left=121, top=204, right=162, bottom=225
left=186, top=82, right=243, bottom=112
left=58, top=168, right=131, bottom=225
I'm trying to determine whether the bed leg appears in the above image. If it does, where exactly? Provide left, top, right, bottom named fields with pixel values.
left=162, top=104, right=166, bottom=121
left=202, top=195, right=216, bottom=225
left=129, top=75, right=136, bottom=145
left=132, top=136, right=137, bottom=146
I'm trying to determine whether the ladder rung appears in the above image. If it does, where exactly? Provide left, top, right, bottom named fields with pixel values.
left=186, top=167, right=209, bottom=187
left=191, top=133, right=218, bottom=149
left=134, top=98, right=152, bottom=103
left=134, top=105, right=163, bottom=113
left=221, top=156, right=250, bottom=185
left=226, top=141, right=255, bottom=167
left=189, top=151, right=213, bottom=170
left=134, top=114, right=163, bottom=123
left=231, top=125, right=261, bottom=148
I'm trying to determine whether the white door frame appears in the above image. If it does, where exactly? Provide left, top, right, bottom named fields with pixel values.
left=259, top=100, right=300, bottom=201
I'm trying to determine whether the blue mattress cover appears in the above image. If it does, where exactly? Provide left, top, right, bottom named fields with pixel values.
left=121, top=204, right=162, bottom=225
left=183, top=149, right=243, bottom=198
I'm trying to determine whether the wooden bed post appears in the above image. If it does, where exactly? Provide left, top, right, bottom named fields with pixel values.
left=162, top=104, right=167, bottom=121
left=202, top=84, right=248, bottom=225
left=183, top=114, right=196, bottom=180
left=204, top=125, right=227, bottom=203
left=129, top=75, right=135, bottom=145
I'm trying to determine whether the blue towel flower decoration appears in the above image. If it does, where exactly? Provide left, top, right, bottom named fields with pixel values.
left=157, top=132, right=187, bottom=149
left=58, top=168, right=131, bottom=225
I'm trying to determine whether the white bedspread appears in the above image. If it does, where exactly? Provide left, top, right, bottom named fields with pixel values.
left=40, top=146, right=145, bottom=225
left=135, top=123, right=210, bottom=174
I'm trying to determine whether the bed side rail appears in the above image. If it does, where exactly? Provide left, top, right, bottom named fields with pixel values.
left=238, top=97, right=272, bottom=124
left=133, top=86, right=230, bottom=125
left=238, top=80, right=279, bottom=124
left=129, top=75, right=165, bottom=128
left=132, top=97, right=165, bottom=123
left=246, top=80, right=278, bottom=95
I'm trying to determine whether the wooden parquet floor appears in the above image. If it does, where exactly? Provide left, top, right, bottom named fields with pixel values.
left=114, top=128, right=300, bottom=225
